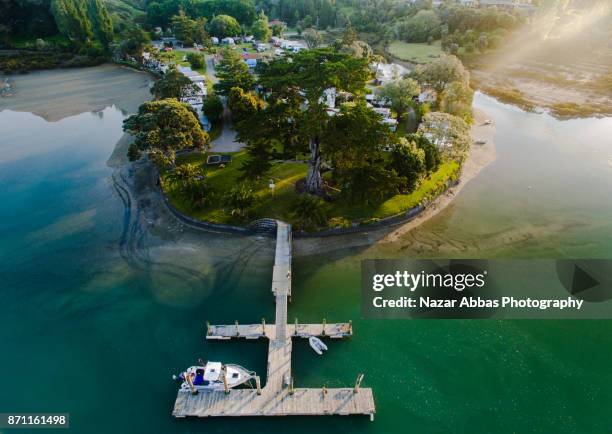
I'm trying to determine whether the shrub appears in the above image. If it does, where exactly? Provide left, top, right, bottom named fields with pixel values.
left=186, top=52, right=205, bottom=70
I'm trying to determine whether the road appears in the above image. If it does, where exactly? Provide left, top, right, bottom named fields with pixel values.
left=205, top=54, right=245, bottom=153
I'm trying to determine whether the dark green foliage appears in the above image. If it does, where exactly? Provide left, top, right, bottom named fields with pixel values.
left=213, top=49, right=255, bottom=95
left=407, top=133, right=440, bottom=173
left=123, top=99, right=210, bottom=154
left=0, top=51, right=104, bottom=73
left=166, top=163, right=208, bottom=206
left=203, top=94, right=224, bottom=123
left=390, top=138, right=426, bottom=193
left=225, top=183, right=256, bottom=217
left=151, top=69, right=198, bottom=99
left=240, top=138, right=274, bottom=180
left=87, top=0, right=114, bottom=47
left=118, top=25, right=150, bottom=57
left=171, top=10, right=208, bottom=45
left=292, top=195, right=328, bottom=230
left=51, top=0, right=93, bottom=44
left=208, top=14, right=241, bottom=38
left=186, top=51, right=205, bottom=69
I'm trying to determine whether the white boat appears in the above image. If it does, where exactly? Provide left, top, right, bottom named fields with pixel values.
left=174, top=361, right=255, bottom=391
left=309, top=336, right=328, bottom=355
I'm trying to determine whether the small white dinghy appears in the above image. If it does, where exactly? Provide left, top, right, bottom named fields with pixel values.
left=309, top=336, right=328, bottom=355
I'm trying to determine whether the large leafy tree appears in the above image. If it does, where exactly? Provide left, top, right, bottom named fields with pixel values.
left=323, top=102, right=399, bottom=201
left=119, top=26, right=150, bottom=58
left=86, top=0, right=113, bottom=47
left=151, top=68, right=199, bottom=100
left=257, top=48, right=370, bottom=194
left=413, top=55, right=469, bottom=96
left=213, top=49, right=255, bottom=95
left=228, top=86, right=264, bottom=123
left=390, top=138, right=426, bottom=193
left=123, top=99, right=210, bottom=159
left=208, top=14, right=241, bottom=38
left=171, top=10, right=208, bottom=46
left=250, top=11, right=271, bottom=41
left=166, top=163, right=208, bottom=206
left=51, top=0, right=93, bottom=44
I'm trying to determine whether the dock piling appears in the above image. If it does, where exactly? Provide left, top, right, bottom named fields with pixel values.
left=255, top=376, right=261, bottom=395
left=262, top=318, right=266, bottom=336
left=354, top=373, right=364, bottom=393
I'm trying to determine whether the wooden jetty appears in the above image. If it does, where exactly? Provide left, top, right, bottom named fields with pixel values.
left=172, top=221, right=375, bottom=419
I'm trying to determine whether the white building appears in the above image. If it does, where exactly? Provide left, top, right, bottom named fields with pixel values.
left=373, top=63, right=409, bottom=86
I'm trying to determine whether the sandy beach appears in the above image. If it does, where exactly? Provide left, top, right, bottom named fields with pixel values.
left=379, top=108, right=497, bottom=243
left=0, top=64, right=153, bottom=121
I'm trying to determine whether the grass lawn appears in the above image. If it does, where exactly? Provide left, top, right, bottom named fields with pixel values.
left=387, top=40, right=443, bottom=63
left=162, top=151, right=460, bottom=230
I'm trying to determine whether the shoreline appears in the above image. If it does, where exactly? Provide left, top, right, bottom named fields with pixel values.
left=379, top=107, right=497, bottom=243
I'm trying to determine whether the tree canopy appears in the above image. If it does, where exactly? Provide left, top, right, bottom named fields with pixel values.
left=213, top=48, right=255, bottom=95
left=123, top=99, right=209, bottom=159
left=256, top=47, right=370, bottom=194
left=208, top=14, right=241, bottom=38
left=250, top=12, right=272, bottom=41
left=151, top=69, right=199, bottom=100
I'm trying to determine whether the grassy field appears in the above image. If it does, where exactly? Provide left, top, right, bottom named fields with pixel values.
left=387, top=40, right=443, bottom=63
left=162, top=151, right=460, bottom=230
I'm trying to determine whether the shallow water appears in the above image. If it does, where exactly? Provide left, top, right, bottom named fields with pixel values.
left=1, top=70, right=612, bottom=434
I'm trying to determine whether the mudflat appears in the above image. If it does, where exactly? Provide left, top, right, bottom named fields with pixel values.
left=0, top=64, right=153, bottom=121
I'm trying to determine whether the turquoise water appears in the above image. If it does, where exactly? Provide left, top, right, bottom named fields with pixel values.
left=2, top=71, right=612, bottom=434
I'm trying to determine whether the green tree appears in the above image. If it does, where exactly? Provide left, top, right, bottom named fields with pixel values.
left=324, top=103, right=397, bottom=201
left=440, top=80, right=473, bottom=121
left=149, top=148, right=176, bottom=172
left=407, top=133, right=440, bottom=173
left=51, top=0, right=93, bottom=45
left=167, top=163, right=208, bottom=206
left=119, top=26, right=150, bottom=57
left=123, top=99, right=209, bottom=158
left=292, top=195, right=328, bottom=230
left=376, top=77, right=420, bottom=119
left=271, top=22, right=285, bottom=37
left=257, top=48, right=370, bottom=194
left=151, top=68, right=199, bottom=100
left=239, top=138, right=274, bottom=180
left=213, top=48, right=255, bottom=95
left=228, top=86, right=264, bottom=122
left=203, top=94, right=224, bottom=123
left=225, top=183, right=256, bottom=217
left=413, top=55, right=469, bottom=96
left=186, top=51, right=205, bottom=69
left=393, top=10, right=441, bottom=43
left=251, top=11, right=272, bottom=41
left=87, top=0, right=113, bottom=48
left=208, top=14, right=241, bottom=38
left=390, top=138, right=426, bottom=193
left=171, top=10, right=208, bottom=46
left=302, top=27, right=321, bottom=49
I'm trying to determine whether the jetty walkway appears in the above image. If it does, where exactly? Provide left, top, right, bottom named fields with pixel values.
left=172, top=221, right=375, bottom=419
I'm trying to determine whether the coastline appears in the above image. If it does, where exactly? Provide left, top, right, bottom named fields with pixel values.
left=379, top=107, right=497, bottom=243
